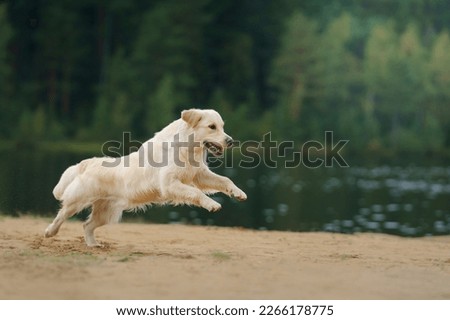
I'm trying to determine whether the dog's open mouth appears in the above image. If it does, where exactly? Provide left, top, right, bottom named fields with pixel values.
left=204, top=141, right=224, bottom=157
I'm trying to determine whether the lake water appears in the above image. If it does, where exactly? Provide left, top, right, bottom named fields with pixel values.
left=1, top=149, right=449, bottom=237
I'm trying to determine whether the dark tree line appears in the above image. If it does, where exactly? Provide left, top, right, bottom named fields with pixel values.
left=0, top=0, right=449, bottom=156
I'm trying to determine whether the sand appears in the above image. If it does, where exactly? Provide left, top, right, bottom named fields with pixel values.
left=0, top=216, right=449, bottom=300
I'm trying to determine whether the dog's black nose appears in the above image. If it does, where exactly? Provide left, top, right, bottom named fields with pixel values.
left=226, top=137, right=234, bottom=147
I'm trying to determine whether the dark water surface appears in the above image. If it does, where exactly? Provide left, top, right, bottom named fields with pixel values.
left=1, top=149, right=449, bottom=237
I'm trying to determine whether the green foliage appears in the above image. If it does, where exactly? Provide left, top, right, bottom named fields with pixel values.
left=270, top=13, right=320, bottom=140
left=15, top=107, right=65, bottom=144
left=427, top=31, right=450, bottom=147
left=428, top=31, right=450, bottom=94
left=1, top=0, right=450, bottom=157
left=209, top=88, right=256, bottom=140
left=131, top=0, right=209, bottom=106
left=320, top=13, right=355, bottom=102
left=146, top=75, right=178, bottom=134
left=87, top=50, right=135, bottom=141
left=362, top=21, right=438, bottom=151
left=0, top=4, right=11, bottom=82
left=0, top=3, right=14, bottom=138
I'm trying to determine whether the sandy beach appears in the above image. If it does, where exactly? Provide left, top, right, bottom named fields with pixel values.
left=0, top=216, right=449, bottom=299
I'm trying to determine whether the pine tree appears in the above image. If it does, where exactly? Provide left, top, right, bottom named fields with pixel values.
left=364, top=22, right=400, bottom=147
left=427, top=30, right=450, bottom=148
left=146, top=75, right=178, bottom=135
left=132, top=1, right=209, bottom=104
left=270, top=12, right=320, bottom=140
left=319, top=13, right=366, bottom=148
left=90, top=50, right=134, bottom=140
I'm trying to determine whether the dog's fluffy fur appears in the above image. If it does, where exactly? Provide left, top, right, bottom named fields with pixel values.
left=45, top=109, right=247, bottom=246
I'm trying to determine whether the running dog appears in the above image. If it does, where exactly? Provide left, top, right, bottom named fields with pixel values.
left=45, top=109, right=247, bottom=246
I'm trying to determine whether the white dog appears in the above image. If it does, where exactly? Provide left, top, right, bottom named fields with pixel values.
left=45, top=109, right=247, bottom=246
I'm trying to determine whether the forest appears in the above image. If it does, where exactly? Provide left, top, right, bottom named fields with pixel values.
left=0, top=0, right=449, bottom=158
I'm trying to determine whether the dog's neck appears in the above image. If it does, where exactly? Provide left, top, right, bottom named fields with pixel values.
left=175, top=120, right=207, bottom=167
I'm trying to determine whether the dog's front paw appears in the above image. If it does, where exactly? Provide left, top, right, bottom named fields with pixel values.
left=204, top=199, right=222, bottom=212
left=231, top=188, right=247, bottom=201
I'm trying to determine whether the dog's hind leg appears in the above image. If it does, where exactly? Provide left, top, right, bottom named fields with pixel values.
left=45, top=178, right=88, bottom=238
left=44, top=202, right=80, bottom=238
left=83, top=200, right=123, bottom=247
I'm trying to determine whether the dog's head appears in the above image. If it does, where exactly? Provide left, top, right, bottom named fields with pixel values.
left=181, top=109, right=233, bottom=157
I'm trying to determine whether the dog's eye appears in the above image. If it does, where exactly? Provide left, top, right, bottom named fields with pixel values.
left=208, top=124, right=216, bottom=130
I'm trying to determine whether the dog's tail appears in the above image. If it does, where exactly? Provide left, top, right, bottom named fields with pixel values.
left=53, top=164, right=78, bottom=201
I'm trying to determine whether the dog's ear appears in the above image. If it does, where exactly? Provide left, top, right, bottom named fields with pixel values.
left=181, top=109, right=202, bottom=127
